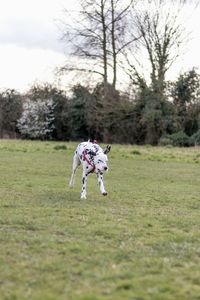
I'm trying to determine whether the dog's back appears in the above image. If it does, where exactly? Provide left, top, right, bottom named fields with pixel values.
left=76, top=141, right=101, bottom=160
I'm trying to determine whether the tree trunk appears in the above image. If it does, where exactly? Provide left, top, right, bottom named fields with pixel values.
left=111, top=0, right=117, bottom=88
left=101, top=0, right=108, bottom=85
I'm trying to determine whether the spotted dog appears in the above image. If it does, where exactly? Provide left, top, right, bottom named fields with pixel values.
left=69, top=140, right=111, bottom=200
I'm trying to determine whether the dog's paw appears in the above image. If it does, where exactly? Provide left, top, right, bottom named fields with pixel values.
left=80, top=195, right=87, bottom=200
left=102, top=192, right=108, bottom=196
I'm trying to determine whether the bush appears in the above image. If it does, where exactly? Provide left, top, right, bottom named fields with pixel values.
left=170, top=131, right=191, bottom=147
left=159, top=131, right=191, bottom=147
left=190, top=130, right=200, bottom=146
left=17, top=99, right=55, bottom=140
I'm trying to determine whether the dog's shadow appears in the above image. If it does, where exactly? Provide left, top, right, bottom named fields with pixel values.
left=67, top=189, right=108, bottom=204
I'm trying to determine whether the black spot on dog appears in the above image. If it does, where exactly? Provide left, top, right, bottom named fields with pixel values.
left=94, top=145, right=99, bottom=152
left=82, top=177, right=85, bottom=185
left=88, top=150, right=96, bottom=157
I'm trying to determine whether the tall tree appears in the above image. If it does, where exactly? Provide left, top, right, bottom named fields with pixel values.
left=171, top=68, right=200, bottom=135
left=60, top=0, right=136, bottom=89
left=109, top=0, right=136, bottom=87
left=61, top=0, right=109, bottom=86
left=126, top=0, right=189, bottom=94
left=122, top=0, right=193, bottom=144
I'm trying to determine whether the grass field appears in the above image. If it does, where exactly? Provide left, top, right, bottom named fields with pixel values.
left=0, top=140, right=200, bottom=300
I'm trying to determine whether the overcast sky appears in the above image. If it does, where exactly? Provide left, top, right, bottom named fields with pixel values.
left=0, top=0, right=200, bottom=92
left=0, top=0, right=73, bottom=91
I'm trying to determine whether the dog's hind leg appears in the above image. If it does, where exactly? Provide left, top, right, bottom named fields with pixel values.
left=69, top=153, right=80, bottom=188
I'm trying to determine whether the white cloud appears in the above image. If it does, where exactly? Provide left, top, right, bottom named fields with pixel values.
left=0, top=44, right=65, bottom=91
left=0, top=0, right=71, bottom=91
left=0, top=0, right=66, bottom=53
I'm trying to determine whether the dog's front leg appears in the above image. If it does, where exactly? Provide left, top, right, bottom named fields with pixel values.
left=80, top=171, right=88, bottom=200
left=97, top=173, right=107, bottom=196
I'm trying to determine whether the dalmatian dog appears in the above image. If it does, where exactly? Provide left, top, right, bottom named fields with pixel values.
left=69, top=140, right=111, bottom=200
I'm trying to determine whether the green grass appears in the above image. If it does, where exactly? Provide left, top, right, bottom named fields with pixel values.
left=0, top=140, right=200, bottom=300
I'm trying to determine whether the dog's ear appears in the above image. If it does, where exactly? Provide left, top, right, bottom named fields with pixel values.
left=104, top=145, right=111, bottom=154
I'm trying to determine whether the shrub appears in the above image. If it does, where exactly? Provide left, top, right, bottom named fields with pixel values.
left=17, top=98, right=55, bottom=139
left=170, top=131, right=191, bottom=147
left=159, top=131, right=191, bottom=147
left=190, top=130, right=200, bottom=146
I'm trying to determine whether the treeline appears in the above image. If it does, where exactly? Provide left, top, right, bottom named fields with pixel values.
left=1, top=1, right=199, bottom=146
left=0, top=68, right=200, bottom=146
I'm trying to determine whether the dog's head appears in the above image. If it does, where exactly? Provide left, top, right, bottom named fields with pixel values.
left=93, top=145, right=111, bottom=174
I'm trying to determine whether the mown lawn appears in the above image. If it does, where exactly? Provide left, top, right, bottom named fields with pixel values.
left=0, top=140, right=200, bottom=300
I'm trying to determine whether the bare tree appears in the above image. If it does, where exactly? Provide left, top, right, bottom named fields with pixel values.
left=140, top=1, right=186, bottom=94
left=109, top=0, right=137, bottom=87
left=61, top=0, right=107, bottom=82
left=60, top=0, right=109, bottom=87
left=124, top=0, right=195, bottom=94
left=60, top=0, right=137, bottom=89
left=120, top=0, right=197, bottom=144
